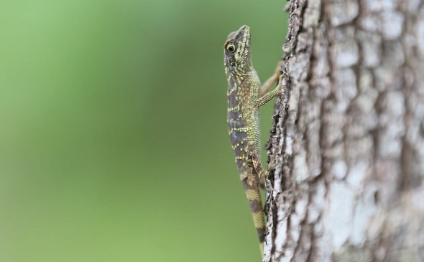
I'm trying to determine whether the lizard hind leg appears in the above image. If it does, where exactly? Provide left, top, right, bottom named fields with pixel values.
left=247, top=141, right=268, bottom=189
left=259, top=61, right=283, bottom=97
left=242, top=169, right=266, bottom=256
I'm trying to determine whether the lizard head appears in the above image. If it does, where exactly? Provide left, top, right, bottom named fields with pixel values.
left=224, top=25, right=252, bottom=75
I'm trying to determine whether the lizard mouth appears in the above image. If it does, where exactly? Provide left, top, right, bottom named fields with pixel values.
left=238, top=25, right=248, bottom=31
left=237, top=25, right=250, bottom=41
left=238, top=25, right=250, bottom=33
left=226, top=25, right=251, bottom=44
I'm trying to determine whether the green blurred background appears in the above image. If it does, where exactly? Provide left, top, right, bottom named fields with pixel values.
left=0, top=1, right=288, bottom=261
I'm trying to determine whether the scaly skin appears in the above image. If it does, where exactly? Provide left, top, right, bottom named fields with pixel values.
left=224, top=25, right=283, bottom=256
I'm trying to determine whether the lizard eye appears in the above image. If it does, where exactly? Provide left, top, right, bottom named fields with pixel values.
left=226, top=43, right=236, bottom=53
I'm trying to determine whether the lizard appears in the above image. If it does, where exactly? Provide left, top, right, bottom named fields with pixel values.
left=224, top=25, right=284, bottom=256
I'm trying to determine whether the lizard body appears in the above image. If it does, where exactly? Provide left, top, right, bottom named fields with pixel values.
left=224, top=25, right=283, bottom=256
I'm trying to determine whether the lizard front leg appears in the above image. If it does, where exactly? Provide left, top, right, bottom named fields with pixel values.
left=254, top=73, right=285, bottom=108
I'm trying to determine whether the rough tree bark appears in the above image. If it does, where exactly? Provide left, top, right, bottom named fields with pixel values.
left=264, top=0, right=424, bottom=261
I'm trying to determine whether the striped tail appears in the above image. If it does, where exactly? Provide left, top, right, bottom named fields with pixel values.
left=242, top=172, right=265, bottom=256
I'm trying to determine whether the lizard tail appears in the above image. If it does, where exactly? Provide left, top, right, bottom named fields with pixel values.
left=242, top=173, right=265, bottom=256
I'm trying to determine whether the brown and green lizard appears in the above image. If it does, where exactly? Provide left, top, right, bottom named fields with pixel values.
left=224, top=25, right=283, bottom=256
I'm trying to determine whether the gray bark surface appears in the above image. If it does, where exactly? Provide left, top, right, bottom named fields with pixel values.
left=264, top=0, right=424, bottom=261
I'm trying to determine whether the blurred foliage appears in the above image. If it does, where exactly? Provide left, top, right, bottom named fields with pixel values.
left=0, top=1, right=288, bottom=261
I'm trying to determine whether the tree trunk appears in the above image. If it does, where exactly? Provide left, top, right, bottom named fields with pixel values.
left=264, top=0, right=424, bottom=261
